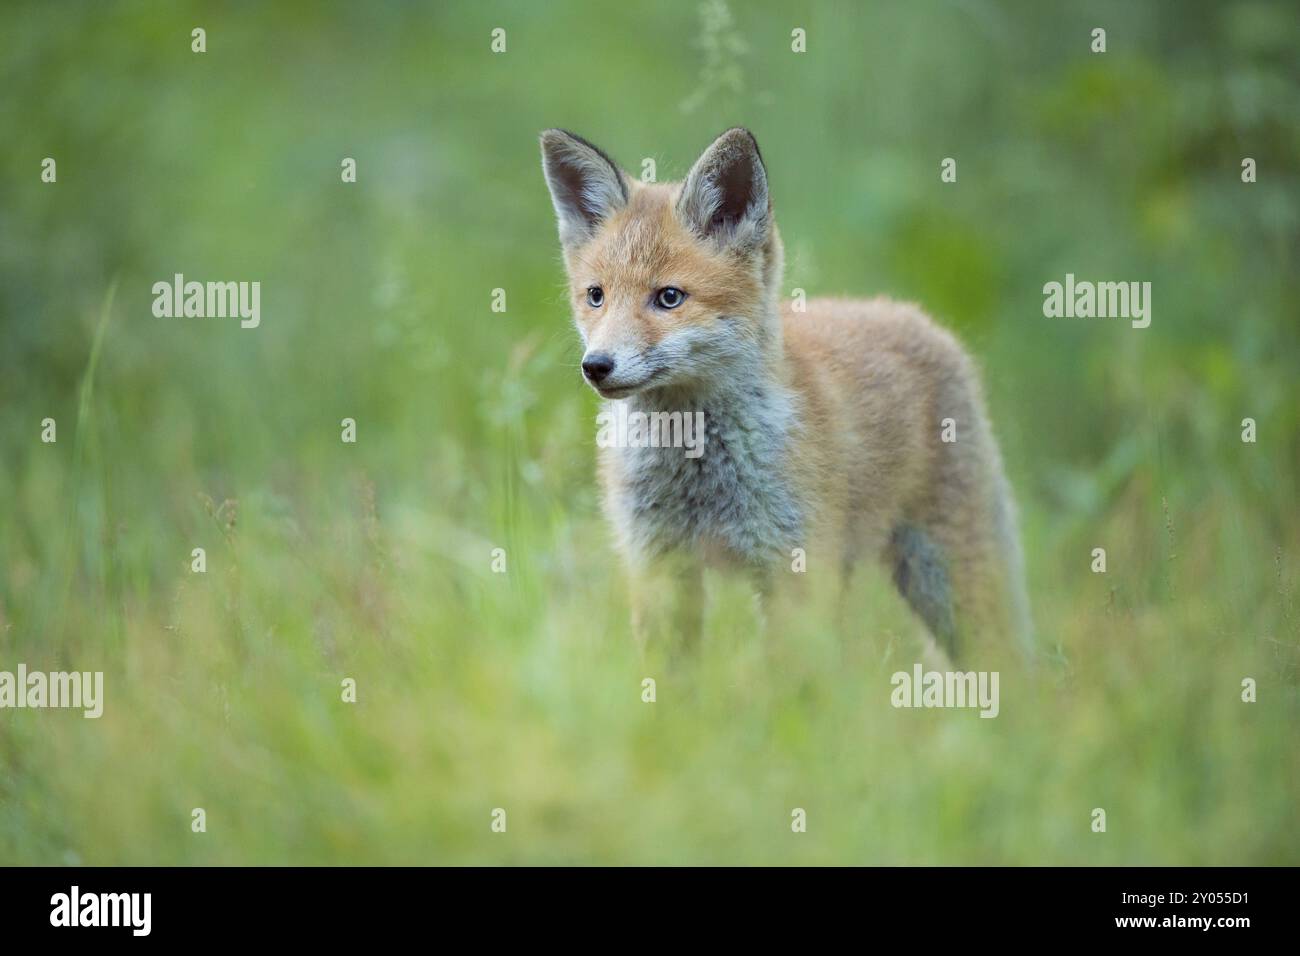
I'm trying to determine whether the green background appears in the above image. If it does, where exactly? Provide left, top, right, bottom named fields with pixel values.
left=1, top=0, right=1297, bottom=863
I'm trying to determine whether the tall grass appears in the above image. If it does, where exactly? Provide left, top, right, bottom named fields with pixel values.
left=1, top=0, right=1297, bottom=864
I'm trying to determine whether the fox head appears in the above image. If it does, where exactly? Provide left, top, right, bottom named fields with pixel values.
left=540, top=127, right=784, bottom=399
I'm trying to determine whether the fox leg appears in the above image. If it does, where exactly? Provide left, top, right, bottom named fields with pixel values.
left=894, top=479, right=1029, bottom=663
left=629, top=554, right=704, bottom=653
left=887, top=524, right=959, bottom=658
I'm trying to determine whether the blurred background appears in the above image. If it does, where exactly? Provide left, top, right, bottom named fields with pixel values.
left=1, top=0, right=1297, bottom=864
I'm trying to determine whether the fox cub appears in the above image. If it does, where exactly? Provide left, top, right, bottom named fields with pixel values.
left=540, top=127, right=1030, bottom=661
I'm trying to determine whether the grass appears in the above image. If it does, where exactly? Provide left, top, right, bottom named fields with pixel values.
left=1, top=0, right=1298, bottom=865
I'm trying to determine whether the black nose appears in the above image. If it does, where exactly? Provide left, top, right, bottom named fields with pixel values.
left=582, top=353, right=615, bottom=384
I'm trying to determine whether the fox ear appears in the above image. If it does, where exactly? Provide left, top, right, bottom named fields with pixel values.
left=677, top=127, right=770, bottom=252
left=540, top=129, right=629, bottom=248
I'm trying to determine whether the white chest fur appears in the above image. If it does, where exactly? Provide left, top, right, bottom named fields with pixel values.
left=601, top=381, right=805, bottom=568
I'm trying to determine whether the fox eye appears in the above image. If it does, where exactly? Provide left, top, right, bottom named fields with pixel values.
left=655, top=287, right=687, bottom=309
left=586, top=286, right=605, bottom=308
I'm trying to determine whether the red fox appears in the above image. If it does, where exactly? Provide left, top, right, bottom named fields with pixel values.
left=540, top=127, right=1031, bottom=662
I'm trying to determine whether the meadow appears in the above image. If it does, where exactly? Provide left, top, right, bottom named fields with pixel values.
left=1, top=0, right=1297, bottom=864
